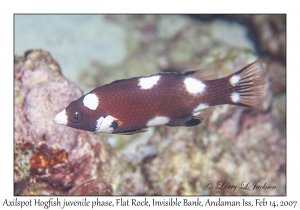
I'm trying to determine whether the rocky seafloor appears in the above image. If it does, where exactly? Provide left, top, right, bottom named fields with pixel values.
left=14, top=15, right=286, bottom=195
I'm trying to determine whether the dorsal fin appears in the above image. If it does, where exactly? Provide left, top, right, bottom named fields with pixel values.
left=188, top=68, right=218, bottom=81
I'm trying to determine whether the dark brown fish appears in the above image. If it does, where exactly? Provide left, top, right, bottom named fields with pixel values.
left=54, top=60, right=267, bottom=135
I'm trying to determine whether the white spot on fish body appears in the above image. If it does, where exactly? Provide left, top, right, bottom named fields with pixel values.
left=95, top=115, right=116, bottom=133
left=83, top=93, right=99, bottom=110
left=231, top=92, right=240, bottom=103
left=230, top=75, right=241, bottom=86
left=138, top=75, right=161, bottom=89
left=193, top=103, right=209, bottom=116
left=184, top=77, right=206, bottom=95
left=53, top=109, right=68, bottom=125
left=146, top=116, right=170, bottom=127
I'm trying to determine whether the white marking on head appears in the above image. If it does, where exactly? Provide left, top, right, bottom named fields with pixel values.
left=193, top=103, right=209, bottom=116
left=184, top=77, right=206, bottom=95
left=231, top=92, right=240, bottom=103
left=53, top=109, right=68, bottom=125
left=230, top=75, right=241, bottom=86
left=95, top=115, right=116, bottom=133
left=146, top=116, right=170, bottom=127
left=138, top=75, right=161, bottom=89
left=83, top=93, right=99, bottom=110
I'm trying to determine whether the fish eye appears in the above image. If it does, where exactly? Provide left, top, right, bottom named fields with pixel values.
left=70, top=111, right=83, bottom=123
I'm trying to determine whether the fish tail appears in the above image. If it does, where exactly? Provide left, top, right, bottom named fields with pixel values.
left=225, top=60, right=268, bottom=110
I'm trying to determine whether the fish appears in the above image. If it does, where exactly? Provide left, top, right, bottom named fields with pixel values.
left=53, top=60, right=267, bottom=135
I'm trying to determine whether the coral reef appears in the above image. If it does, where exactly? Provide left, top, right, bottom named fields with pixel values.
left=69, top=179, right=113, bottom=196
left=14, top=50, right=120, bottom=195
left=250, top=15, right=286, bottom=63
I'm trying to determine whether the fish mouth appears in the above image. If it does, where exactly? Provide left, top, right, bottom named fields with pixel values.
left=53, top=109, right=68, bottom=125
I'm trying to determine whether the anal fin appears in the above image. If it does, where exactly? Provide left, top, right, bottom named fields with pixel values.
left=180, top=106, right=216, bottom=127
left=166, top=107, right=215, bottom=128
left=193, top=106, right=216, bottom=123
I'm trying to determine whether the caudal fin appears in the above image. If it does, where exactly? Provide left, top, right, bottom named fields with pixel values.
left=228, top=60, right=268, bottom=110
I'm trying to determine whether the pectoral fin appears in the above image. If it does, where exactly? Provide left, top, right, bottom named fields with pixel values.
left=116, top=128, right=148, bottom=135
